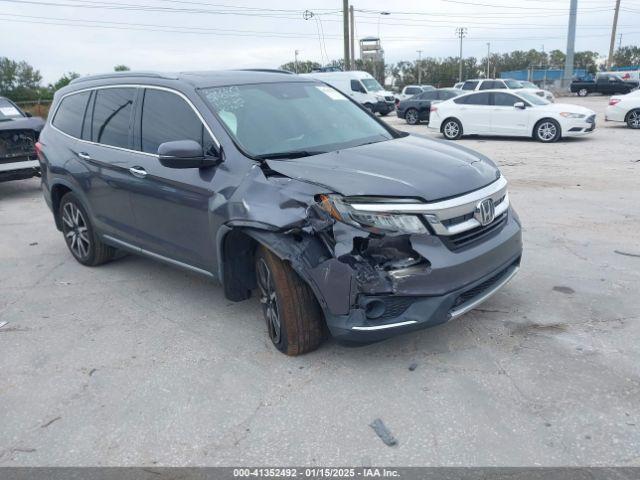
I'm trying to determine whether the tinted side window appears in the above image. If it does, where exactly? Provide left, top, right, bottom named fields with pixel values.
left=92, top=88, right=135, bottom=148
left=494, top=80, right=507, bottom=89
left=454, top=95, right=469, bottom=104
left=140, top=89, right=214, bottom=155
left=420, top=91, right=438, bottom=100
left=493, top=92, right=520, bottom=106
left=439, top=91, right=457, bottom=100
left=479, top=81, right=495, bottom=90
left=405, top=87, right=421, bottom=95
left=465, top=93, right=491, bottom=105
left=462, top=81, right=479, bottom=90
left=53, top=91, right=91, bottom=138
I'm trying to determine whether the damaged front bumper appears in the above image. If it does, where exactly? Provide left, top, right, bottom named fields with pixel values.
left=247, top=203, right=522, bottom=343
left=323, top=209, right=522, bottom=342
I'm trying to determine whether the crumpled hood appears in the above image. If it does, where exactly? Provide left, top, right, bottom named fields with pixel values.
left=266, top=135, right=500, bottom=201
left=0, top=116, right=45, bottom=132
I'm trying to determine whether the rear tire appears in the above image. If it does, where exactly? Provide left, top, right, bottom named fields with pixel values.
left=255, top=246, right=325, bottom=356
left=441, top=118, right=463, bottom=140
left=534, top=118, right=561, bottom=143
left=577, top=88, right=588, bottom=97
left=626, top=109, right=640, bottom=129
left=405, top=108, right=420, bottom=125
left=59, top=192, right=116, bottom=266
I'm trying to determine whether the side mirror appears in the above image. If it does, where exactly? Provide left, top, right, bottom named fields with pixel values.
left=158, top=140, right=219, bottom=169
left=514, top=102, right=526, bottom=109
left=25, top=111, right=33, bottom=117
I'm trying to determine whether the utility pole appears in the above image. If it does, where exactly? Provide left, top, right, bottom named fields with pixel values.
left=349, top=5, right=355, bottom=70
left=343, top=0, right=350, bottom=71
left=486, top=42, right=490, bottom=78
left=563, top=0, right=578, bottom=88
left=294, top=50, right=299, bottom=73
left=618, top=33, right=623, bottom=50
left=416, top=50, right=423, bottom=84
left=456, top=27, right=467, bottom=82
left=607, top=0, right=621, bottom=69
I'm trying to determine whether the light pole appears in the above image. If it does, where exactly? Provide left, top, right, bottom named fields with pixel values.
left=456, top=27, right=467, bottom=82
left=294, top=50, right=299, bottom=73
left=486, top=42, right=490, bottom=78
left=416, top=50, right=423, bottom=84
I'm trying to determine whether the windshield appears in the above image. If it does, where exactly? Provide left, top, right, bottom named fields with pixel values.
left=0, top=98, right=24, bottom=120
left=361, top=78, right=384, bottom=92
left=520, top=81, right=537, bottom=88
left=518, top=92, right=550, bottom=105
left=505, top=79, right=523, bottom=89
left=202, top=81, right=394, bottom=158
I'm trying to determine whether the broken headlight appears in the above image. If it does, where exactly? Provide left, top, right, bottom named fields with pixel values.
left=317, top=194, right=428, bottom=235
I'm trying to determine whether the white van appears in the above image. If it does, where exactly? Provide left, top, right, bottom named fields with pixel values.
left=301, top=71, right=396, bottom=115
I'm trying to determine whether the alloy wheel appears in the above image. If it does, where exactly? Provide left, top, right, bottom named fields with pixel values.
left=444, top=121, right=460, bottom=138
left=537, top=121, right=557, bottom=142
left=257, top=258, right=281, bottom=344
left=62, top=202, right=91, bottom=258
left=628, top=111, right=640, bottom=129
left=406, top=109, right=419, bottom=124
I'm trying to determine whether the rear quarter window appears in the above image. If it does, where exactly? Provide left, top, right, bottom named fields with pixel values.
left=52, top=91, right=91, bottom=138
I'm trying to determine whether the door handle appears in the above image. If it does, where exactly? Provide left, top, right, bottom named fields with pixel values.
left=77, top=152, right=92, bottom=161
left=129, top=166, right=147, bottom=178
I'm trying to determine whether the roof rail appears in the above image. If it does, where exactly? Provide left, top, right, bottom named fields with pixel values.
left=235, top=68, right=295, bottom=75
left=70, top=71, right=178, bottom=85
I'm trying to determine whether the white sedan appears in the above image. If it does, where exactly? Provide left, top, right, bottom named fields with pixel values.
left=605, top=90, right=640, bottom=129
left=428, top=90, right=596, bottom=143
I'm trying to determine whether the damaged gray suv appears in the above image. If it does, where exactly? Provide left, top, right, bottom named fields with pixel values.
left=38, top=71, right=522, bottom=355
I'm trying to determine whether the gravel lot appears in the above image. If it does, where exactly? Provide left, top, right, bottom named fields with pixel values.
left=1, top=95, right=639, bottom=466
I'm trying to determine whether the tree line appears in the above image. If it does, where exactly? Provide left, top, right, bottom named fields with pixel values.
left=2, top=45, right=639, bottom=102
left=0, top=60, right=130, bottom=102
left=282, top=46, right=640, bottom=89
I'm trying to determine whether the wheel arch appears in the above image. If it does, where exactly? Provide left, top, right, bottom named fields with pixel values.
left=216, top=225, right=337, bottom=315
left=50, top=181, right=75, bottom=231
left=440, top=116, right=462, bottom=133
left=533, top=117, right=562, bottom=139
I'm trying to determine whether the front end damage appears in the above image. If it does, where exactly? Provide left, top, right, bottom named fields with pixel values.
left=226, top=165, right=522, bottom=343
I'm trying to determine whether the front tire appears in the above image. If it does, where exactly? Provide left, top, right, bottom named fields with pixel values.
left=534, top=118, right=561, bottom=143
left=255, top=246, right=325, bottom=356
left=364, top=103, right=374, bottom=114
left=59, top=192, right=116, bottom=266
left=626, top=109, right=640, bottom=129
left=442, top=118, right=463, bottom=140
left=577, top=88, right=588, bottom=97
left=405, top=108, right=420, bottom=125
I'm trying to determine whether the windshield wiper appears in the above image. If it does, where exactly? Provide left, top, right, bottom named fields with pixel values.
left=255, top=150, right=326, bottom=160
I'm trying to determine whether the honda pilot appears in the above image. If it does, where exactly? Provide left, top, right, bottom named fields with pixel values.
left=37, top=71, right=522, bottom=356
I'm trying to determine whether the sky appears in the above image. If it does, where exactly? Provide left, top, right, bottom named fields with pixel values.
left=2, top=0, right=640, bottom=84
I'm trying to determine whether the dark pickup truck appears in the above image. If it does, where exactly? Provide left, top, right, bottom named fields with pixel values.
left=0, top=96, right=45, bottom=182
left=571, top=74, right=639, bottom=97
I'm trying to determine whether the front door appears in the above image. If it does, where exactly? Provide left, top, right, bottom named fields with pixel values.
left=125, top=87, right=221, bottom=271
left=490, top=92, right=531, bottom=136
left=460, top=92, right=492, bottom=134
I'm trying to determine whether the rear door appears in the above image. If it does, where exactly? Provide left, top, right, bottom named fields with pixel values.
left=416, top=91, right=438, bottom=120
left=458, top=92, right=492, bottom=134
left=74, top=87, right=140, bottom=242
left=490, top=92, right=531, bottom=136
left=125, top=87, right=220, bottom=270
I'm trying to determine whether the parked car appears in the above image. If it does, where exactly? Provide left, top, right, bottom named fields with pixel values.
left=396, top=88, right=463, bottom=125
left=605, top=90, right=640, bottom=129
left=461, top=78, right=555, bottom=102
left=429, top=90, right=596, bottom=142
left=38, top=70, right=522, bottom=355
left=0, top=96, right=45, bottom=182
left=395, top=84, right=436, bottom=102
left=571, top=73, right=638, bottom=97
left=301, top=70, right=396, bottom=115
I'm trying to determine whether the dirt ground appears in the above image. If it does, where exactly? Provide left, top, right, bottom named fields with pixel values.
left=1, top=95, right=639, bottom=466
